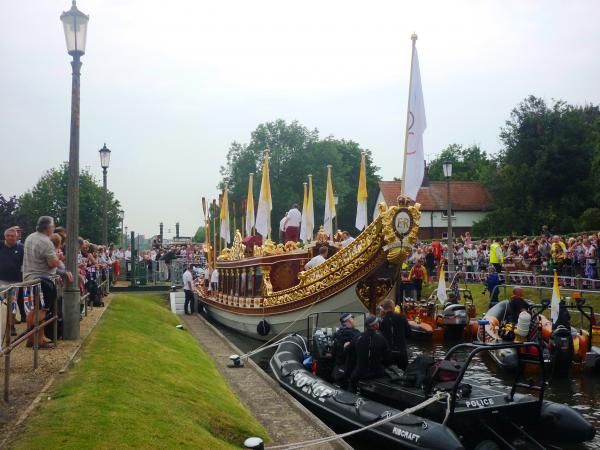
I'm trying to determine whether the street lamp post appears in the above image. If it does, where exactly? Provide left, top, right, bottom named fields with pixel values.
left=99, top=143, right=111, bottom=246
left=60, top=0, right=89, bottom=340
left=443, top=161, right=454, bottom=272
left=118, top=209, right=125, bottom=249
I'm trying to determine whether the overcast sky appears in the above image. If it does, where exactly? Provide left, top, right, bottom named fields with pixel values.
left=1, top=1, right=599, bottom=239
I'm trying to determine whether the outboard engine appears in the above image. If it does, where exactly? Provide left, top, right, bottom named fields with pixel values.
left=550, top=325, right=574, bottom=375
left=441, top=303, right=468, bottom=326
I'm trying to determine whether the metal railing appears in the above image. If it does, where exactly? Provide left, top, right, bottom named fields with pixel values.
left=1, top=272, right=110, bottom=402
left=1, top=277, right=59, bottom=402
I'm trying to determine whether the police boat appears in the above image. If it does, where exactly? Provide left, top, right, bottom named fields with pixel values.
left=270, top=334, right=464, bottom=450
left=270, top=314, right=595, bottom=449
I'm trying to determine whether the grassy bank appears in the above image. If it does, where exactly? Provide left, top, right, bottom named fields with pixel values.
left=11, top=293, right=268, bottom=449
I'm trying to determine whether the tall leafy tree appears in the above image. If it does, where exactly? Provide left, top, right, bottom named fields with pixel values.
left=18, top=163, right=122, bottom=243
left=473, top=96, right=600, bottom=236
left=0, top=194, right=22, bottom=235
left=219, top=119, right=380, bottom=235
left=427, top=144, right=496, bottom=182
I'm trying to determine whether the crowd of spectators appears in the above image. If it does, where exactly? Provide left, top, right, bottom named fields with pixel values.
left=0, top=216, right=114, bottom=347
left=406, top=228, right=599, bottom=280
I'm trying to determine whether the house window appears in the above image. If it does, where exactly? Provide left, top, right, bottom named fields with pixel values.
left=441, top=211, right=456, bottom=219
left=442, top=232, right=456, bottom=239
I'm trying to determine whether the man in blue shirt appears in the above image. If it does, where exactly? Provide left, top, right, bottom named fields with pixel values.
left=0, top=227, right=26, bottom=331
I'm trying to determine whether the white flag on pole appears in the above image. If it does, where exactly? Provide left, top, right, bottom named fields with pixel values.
left=300, top=182, right=308, bottom=242
left=551, top=270, right=561, bottom=324
left=403, top=44, right=427, bottom=201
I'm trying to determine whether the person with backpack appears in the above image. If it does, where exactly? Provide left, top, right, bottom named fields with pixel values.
left=379, top=299, right=411, bottom=370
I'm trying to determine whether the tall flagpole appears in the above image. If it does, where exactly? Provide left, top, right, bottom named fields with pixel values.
left=401, top=33, right=418, bottom=196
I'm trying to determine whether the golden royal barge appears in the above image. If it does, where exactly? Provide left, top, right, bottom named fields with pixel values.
left=196, top=199, right=421, bottom=340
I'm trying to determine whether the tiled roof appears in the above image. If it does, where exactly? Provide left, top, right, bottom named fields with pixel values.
left=378, top=180, right=493, bottom=211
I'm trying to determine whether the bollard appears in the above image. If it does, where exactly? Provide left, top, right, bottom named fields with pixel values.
left=244, top=437, right=264, bottom=450
left=4, top=288, right=14, bottom=402
left=33, top=284, right=40, bottom=369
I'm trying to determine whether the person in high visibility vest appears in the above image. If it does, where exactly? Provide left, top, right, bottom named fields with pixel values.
left=489, top=238, right=504, bottom=273
left=408, top=260, right=429, bottom=301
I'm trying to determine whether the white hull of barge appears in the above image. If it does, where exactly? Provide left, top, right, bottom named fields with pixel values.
left=199, top=284, right=369, bottom=341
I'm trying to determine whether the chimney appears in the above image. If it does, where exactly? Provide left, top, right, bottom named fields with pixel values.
left=422, top=160, right=430, bottom=187
left=176, top=222, right=180, bottom=238
left=159, top=222, right=164, bottom=242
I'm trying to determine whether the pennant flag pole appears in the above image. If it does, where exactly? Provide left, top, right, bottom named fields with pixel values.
left=256, top=150, right=272, bottom=239
left=306, top=175, right=315, bottom=242
left=219, top=184, right=231, bottom=245
left=437, top=266, right=447, bottom=304
left=300, top=182, right=308, bottom=242
left=245, top=173, right=255, bottom=237
left=324, top=165, right=336, bottom=238
left=551, top=270, right=561, bottom=324
left=401, top=33, right=427, bottom=200
left=355, top=152, right=368, bottom=231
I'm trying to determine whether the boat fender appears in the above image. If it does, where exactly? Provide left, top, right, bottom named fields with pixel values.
left=515, top=311, right=531, bottom=337
left=303, top=355, right=313, bottom=368
left=257, top=320, right=271, bottom=336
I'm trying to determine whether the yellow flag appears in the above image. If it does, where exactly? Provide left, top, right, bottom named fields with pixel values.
left=256, top=151, right=272, bottom=237
left=355, top=152, right=368, bottom=231
left=551, top=270, right=560, bottom=323
left=219, top=185, right=230, bottom=244
left=300, top=182, right=308, bottom=241
left=306, top=175, right=314, bottom=240
left=324, top=165, right=336, bottom=237
left=245, top=173, right=255, bottom=236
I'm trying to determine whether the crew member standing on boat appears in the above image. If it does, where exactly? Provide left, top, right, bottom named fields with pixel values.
left=282, top=204, right=302, bottom=243
left=408, top=259, right=428, bottom=301
left=347, top=314, right=389, bottom=392
left=279, top=213, right=288, bottom=244
left=379, top=299, right=410, bottom=370
left=305, top=246, right=328, bottom=270
left=182, top=265, right=195, bottom=315
left=210, top=268, right=219, bottom=295
left=331, top=313, right=360, bottom=385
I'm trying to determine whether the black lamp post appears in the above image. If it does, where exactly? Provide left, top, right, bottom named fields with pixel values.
left=61, top=0, right=89, bottom=340
left=443, top=161, right=454, bottom=272
left=119, top=209, right=125, bottom=249
left=99, top=143, right=111, bottom=246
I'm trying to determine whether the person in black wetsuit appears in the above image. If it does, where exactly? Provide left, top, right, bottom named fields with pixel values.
left=379, top=299, right=411, bottom=370
left=331, top=312, right=360, bottom=384
left=507, top=287, right=530, bottom=323
left=347, top=314, right=390, bottom=392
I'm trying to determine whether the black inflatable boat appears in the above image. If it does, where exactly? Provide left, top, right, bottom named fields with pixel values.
left=270, top=336, right=464, bottom=449
left=271, top=325, right=595, bottom=449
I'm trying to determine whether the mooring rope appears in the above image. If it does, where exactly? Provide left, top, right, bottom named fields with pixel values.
left=263, top=391, right=451, bottom=450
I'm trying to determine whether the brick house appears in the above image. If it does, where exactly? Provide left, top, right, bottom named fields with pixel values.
left=373, top=179, right=494, bottom=239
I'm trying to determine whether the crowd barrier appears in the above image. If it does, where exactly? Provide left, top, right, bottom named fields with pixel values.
left=1, top=272, right=109, bottom=402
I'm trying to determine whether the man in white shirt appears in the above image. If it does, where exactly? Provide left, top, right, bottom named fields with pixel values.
left=283, top=204, right=302, bottom=243
left=210, top=268, right=219, bottom=294
left=182, top=264, right=195, bottom=315
left=305, top=246, right=329, bottom=270
left=341, top=231, right=355, bottom=247
left=279, top=213, right=288, bottom=243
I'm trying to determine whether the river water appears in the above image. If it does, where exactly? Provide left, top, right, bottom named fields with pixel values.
left=211, top=319, right=600, bottom=449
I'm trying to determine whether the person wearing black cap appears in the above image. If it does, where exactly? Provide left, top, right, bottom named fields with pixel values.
left=347, top=314, right=390, bottom=392
left=379, top=299, right=410, bottom=370
left=331, top=312, right=360, bottom=385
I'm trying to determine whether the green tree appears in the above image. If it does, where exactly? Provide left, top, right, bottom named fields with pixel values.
left=193, top=226, right=206, bottom=243
left=427, top=144, right=496, bottom=182
left=218, top=120, right=380, bottom=235
left=0, top=194, right=22, bottom=234
left=473, top=96, right=600, bottom=236
left=18, top=163, right=122, bottom=244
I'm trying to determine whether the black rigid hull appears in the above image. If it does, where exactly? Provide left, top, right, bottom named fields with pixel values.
left=270, top=337, right=464, bottom=450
